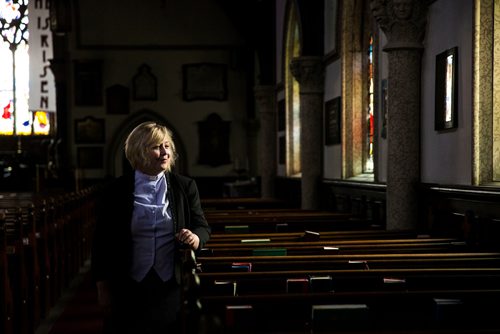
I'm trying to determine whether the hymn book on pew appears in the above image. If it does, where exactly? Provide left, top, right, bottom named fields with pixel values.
left=231, top=262, right=252, bottom=272
left=214, top=280, right=237, bottom=296
left=301, top=230, right=320, bottom=241
left=348, top=260, right=370, bottom=269
left=432, top=298, right=465, bottom=322
left=311, top=304, right=370, bottom=330
left=382, top=277, right=407, bottom=291
left=309, top=275, right=334, bottom=292
left=382, top=277, right=406, bottom=284
left=286, top=277, right=310, bottom=293
left=240, top=238, right=271, bottom=243
left=225, top=305, right=254, bottom=329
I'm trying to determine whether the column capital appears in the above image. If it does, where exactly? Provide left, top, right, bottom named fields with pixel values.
left=289, top=56, right=324, bottom=94
left=370, top=0, right=431, bottom=51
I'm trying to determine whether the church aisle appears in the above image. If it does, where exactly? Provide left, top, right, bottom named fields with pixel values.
left=35, top=260, right=105, bottom=334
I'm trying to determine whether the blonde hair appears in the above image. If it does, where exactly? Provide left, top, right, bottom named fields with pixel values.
left=124, top=122, right=177, bottom=172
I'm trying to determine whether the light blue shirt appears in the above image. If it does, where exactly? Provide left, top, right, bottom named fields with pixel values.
left=130, top=170, right=174, bottom=282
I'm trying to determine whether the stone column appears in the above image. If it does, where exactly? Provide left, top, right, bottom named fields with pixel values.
left=254, top=85, right=277, bottom=198
left=370, top=0, right=430, bottom=230
left=290, top=56, right=324, bottom=210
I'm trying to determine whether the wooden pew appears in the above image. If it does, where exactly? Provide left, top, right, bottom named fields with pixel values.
left=0, top=194, right=50, bottom=334
left=0, top=195, right=56, bottom=332
left=44, top=192, right=85, bottom=303
left=207, top=229, right=420, bottom=243
left=2, top=206, right=31, bottom=334
left=0, top=210, right=14, bottom=334
left=45, top=195, right=65, bottom=305
left=0, top=187, right=101, bottom=334
left=205, top=209, right=370, bottom=233
left=200, top=288, right=500, bottom=333
left=205, top=208, right=354, bottom=222
left=197, top=252, right=500, bottom=272
left=193, top=202, right=500, bottom=332
left=32, top=199, right=53, bottom=319
left=57, top=192, right=81, bottom=284
left=200, top=237, right=468, bottom=257
left=198, top=267, right=500, bottom=294
left=197, top=249, right=500, bottom=330
left=21, top=203, right=42, bottom=333
left=195, top=259, right=500, bottom=333
left=204, top=230, right=462, bottom=245
left=192, top=198, right=500, bottom=333
left=201, top=197, right=291, bottom=210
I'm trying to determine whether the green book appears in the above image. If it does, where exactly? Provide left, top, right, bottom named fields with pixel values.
left=224, top=225, right=249, bottom=233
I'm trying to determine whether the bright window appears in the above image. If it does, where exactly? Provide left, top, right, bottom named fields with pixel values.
left=0, top=0, right=53, bottom=136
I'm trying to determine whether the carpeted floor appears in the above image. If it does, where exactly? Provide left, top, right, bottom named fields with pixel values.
left=35, top=260, right=106, bottom=334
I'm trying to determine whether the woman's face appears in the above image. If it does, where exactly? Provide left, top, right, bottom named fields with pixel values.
left=142, top=139, right=172, bottom=175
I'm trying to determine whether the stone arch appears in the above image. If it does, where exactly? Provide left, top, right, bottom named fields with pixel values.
left=294, top=0, right=324, bottom=56
left=105, top=109, right=188, bottom=178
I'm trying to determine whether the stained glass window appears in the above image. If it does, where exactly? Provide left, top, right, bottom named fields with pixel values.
left=0, top=0, right=53, bottom=136
left=365, top=35, right=374, bottom=173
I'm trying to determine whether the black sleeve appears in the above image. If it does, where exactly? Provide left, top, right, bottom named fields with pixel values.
left=185, top=178, right=211, bottom=250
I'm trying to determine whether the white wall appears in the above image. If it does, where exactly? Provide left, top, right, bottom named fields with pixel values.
left=421, top=0, right=473, bottom=185
left=69, top=0, right=248, bottom=179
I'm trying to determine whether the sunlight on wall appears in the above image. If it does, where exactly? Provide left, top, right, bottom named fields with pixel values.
left=285, top=3, right=301, bottom=177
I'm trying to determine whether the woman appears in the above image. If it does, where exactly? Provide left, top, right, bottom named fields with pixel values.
left=91, top=121, right=211, bottom=333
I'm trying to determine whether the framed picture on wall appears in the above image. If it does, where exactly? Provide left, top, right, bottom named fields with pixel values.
left=132, top=64, right=157, bottom=101
left=435, top=47, right=458, bottom=131
left=74, top=116, right=105, bottom=144
left=277, top=99, right=285, bottom=132
left=183, top=63, right=228, bottom=101
left=325, top=97, right=341, bottom=145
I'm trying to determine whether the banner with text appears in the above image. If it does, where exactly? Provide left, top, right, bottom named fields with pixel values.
left=28, top=0, right=56, bottom=114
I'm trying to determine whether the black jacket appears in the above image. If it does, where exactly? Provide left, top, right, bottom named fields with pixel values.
left=91, top=172, right=211, bottom=285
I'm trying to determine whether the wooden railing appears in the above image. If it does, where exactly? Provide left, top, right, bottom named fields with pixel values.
left=0, top=186, right=101, bottom=334
left=420, top=183, right=500, bottom=250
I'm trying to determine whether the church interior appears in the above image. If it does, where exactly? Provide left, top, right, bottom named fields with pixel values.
left=1, top=0, right=500, bottom=333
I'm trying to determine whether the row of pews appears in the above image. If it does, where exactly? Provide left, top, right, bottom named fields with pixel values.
left=182, top=197, right=500, bottom=333
left=0, top=187, right=101, bottom=334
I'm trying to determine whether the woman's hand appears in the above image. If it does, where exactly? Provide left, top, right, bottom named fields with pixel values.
left=176, top=228, right=200, bottom=250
